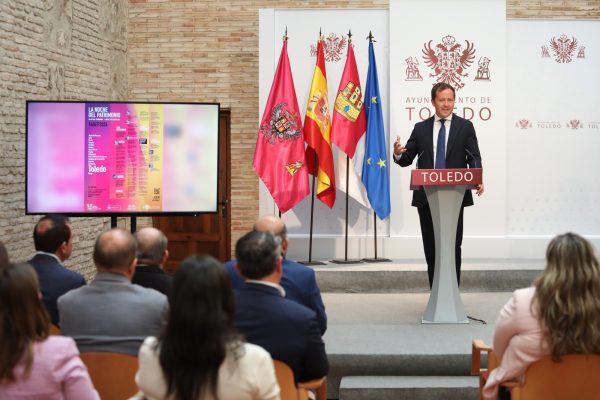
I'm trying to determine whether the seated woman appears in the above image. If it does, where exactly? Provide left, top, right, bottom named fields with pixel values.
left=136, top=255, right=280, bottom=400
left=483, top=232, right=600, bottom=400
left=0, top=263, right=99, bottom=400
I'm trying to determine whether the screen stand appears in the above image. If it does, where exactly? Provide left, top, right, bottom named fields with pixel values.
left=110, top=216, right=117, bottom=229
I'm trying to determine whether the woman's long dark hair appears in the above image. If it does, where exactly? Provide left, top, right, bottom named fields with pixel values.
left=158, top=255, right=241, bottom=400
left=0, top=263, right=50, bottom=382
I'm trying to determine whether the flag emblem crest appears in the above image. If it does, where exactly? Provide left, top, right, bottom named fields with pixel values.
left=285, top=160, right=304, bottom=175
left=307, top=91, right=330, bottom=131
left=259, top=102, right=302, bottom=145
left=334, top=81, right=363, bottom=123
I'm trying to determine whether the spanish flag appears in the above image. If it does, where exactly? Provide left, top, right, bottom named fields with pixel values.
left=304, top=36, right=336, bottom=208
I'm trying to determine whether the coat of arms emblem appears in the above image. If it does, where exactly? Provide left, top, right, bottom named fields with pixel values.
left=550, top=34, right=578, bottom=63
left=515, top=119, right=532, bottom=130
left=310, top=33, right=347, bottom=62
left=259, top=102, right=302, bottom=145
left=422, top=35, right=476, bottom=90
left=567, top=119, right=583, bottom=130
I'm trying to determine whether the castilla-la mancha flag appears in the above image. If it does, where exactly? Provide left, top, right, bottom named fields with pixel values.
left=253, top=38, right=309, bottom=213
left=331, top=40, right=370, bottom=207
left=331, top=42, right=366, bottom=159
left=304, top=37, right=336, bottom=208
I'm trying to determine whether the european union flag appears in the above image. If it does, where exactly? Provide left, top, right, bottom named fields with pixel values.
left=361, top=40, right=391, bottom=219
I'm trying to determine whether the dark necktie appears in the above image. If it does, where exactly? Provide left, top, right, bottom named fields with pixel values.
left=435, top=119, right=446, bottom=169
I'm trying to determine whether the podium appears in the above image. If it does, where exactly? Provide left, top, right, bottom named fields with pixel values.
left=410, top=168, right=483, bottom=324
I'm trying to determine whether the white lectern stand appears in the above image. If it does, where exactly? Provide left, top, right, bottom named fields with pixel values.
left=410, top=168, right=483, bottom=324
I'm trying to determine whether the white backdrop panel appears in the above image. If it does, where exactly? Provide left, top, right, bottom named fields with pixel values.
left=507, top=20, right=600, bottom=236
left=389, top=0, right=507, bottom=240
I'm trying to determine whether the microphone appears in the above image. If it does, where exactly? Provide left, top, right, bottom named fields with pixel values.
left=465, top=148, right=480, bottom=169
left=416, top=150, right=425, bottom=169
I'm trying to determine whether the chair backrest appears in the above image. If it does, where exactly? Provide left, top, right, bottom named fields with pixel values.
left=273, top=360, right=326, bottom=400
left=273, top=360, right=305, bottom=400
left=512, top=354, right=600, bottom=400
left=80, top=352, right=139, bottom=400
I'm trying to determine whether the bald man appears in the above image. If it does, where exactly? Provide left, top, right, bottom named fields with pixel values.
left=132, top=227, right=172, bottom=295
left=58, top=228, right=167, bottom=356
left=224, top=215, right=327, bottom=334
left=28, top=214, right=86, bottom=326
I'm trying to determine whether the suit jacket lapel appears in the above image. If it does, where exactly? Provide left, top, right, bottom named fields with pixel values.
left=424, top=117, right=435, bottom=164
left=446, top=114, right=460, bottom=156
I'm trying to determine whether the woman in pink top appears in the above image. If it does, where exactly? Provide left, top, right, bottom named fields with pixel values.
left=0, top=262, right=99, bottom=400
left=483, top=232, right=600, bottom=400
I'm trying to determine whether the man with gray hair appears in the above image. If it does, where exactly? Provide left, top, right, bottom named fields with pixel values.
left=132, top=227, right=172, bottom=295
left=233, top=230, right=329, bottom=383
left=58, top=228, right=167, bottom=356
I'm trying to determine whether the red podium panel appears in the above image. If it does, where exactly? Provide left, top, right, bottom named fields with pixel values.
left=410, top=168, right=483, bottom=190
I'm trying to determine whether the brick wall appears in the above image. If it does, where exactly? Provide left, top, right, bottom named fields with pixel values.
left=2, top=1, right=598, bottom=277
left=0, top=0, right=129, bottom=280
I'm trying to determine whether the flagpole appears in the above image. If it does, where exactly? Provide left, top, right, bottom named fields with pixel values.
left=331, top=29, right=363, bottom=265
left=330, top=154, right=362, bottom=264
left=361, top=31, right=391, bottom=263
left=299, top=30, right=328, bottom=266
left=299, top=155, right=326, bottom=266
left=361, top=211, right=391, bottom=262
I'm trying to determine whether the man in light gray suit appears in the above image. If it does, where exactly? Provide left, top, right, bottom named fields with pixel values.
left=58, top=228, right=167, bottom=356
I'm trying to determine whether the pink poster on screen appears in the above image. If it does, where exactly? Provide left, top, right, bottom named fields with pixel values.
left=27, top=101, right=218, bottom=214
left=84, top=103, right=164, bottom=212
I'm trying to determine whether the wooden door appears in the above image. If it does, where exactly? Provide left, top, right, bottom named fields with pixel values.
left=153, top=109, right=230, bottom=274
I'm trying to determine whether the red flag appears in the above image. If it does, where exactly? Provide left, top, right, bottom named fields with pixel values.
left=304, top=38, right=336, bottom=208
left=253, top=39, right=309, bottom=213
left=331, top=42, right=366, bottom=159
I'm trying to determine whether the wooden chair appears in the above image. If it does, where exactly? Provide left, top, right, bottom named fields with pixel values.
left=472, top=339, right=600, bottom=400
left=471, top=339, right=499, bottom=400
left=273, top=360, right=326, bottom=400
left=502, top=354, right=600, bottom=400
left=79, top=352, right=139, bottom=400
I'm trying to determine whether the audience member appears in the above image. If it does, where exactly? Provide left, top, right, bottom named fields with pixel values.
left=0, top=240, right=8, bottom=266
left=0, top=262, right=98, bottom=399
left=483, top=232, right=600, bottom=400
left=28, top=215, right=86, bottom=326
left=136, top=255, right=279, bottom=400
left=58, top=228, right=167, bottom=356
left=224, top=215, right=327, bottom=334
left=233, top=230, right=329, bottom=383
left=132, top=227, right=172, bottom=295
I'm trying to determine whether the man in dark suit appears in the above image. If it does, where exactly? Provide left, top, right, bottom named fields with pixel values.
left=233, top=230, right=329, bottom=383
left=224, top=215, right=327, bottom=334
left=393, top=82, right=484, bottom=288
left=28, top=215, right=86, bottom=326
left=132, top=227, right=172, bottom=295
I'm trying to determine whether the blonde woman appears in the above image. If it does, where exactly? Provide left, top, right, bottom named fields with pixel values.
left=483, top=232, right=600, bottom=399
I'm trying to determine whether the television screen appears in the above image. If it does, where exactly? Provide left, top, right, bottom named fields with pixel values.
left=26, top=101, right=220, bottom=215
